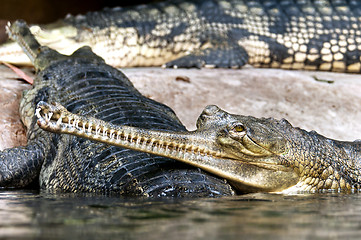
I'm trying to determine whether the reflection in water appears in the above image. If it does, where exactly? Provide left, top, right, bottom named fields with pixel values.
left=0, top=190, right=361, bottom=239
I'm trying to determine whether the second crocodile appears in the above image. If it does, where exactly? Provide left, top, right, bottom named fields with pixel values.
left=1, top=0, right=361, bottom=72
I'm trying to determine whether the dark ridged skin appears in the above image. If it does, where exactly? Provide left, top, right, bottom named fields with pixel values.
left=0, top=21, right=234, bottom=197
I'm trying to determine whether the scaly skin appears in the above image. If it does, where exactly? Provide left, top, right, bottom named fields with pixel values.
left=36, top=102, right=361, bottom=193
left=0, top=20, right=235, bottom=197
left=1, top=0, right=361, bottom=71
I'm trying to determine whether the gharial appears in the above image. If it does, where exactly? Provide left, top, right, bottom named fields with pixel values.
left=0, top=0, right=361, bottom=72
left=38, top=101, right=361, bottom=193
left=3, top=21, right=361, bottom=195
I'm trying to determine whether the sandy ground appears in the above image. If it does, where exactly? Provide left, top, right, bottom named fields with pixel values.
left=1, top=64, right=360, bottom=150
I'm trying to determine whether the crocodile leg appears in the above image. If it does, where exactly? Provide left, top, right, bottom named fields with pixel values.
left=0, top=144, right=44, bottom=188
left=164, top=44, right=249, bottom=68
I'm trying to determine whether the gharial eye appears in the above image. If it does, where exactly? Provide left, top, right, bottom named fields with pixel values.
left=232, top=123, right=245, bottom=132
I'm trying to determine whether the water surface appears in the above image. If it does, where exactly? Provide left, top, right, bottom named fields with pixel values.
left=1, top=190, right=360, bottom=239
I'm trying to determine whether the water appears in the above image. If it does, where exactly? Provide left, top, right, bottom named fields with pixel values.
left=1, top=190, right=361, bottom=240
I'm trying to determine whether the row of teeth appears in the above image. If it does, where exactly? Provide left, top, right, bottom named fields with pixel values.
left=39, top=110, right=224, bottom=158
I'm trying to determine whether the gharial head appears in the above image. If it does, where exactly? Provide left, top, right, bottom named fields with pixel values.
left=37, top=102, right=305, bottom=193
left=195, top=105, right=359, bottom=193
left=189, top=105, right=301, bottom=192
left=195, top=105, right=290, bottom=162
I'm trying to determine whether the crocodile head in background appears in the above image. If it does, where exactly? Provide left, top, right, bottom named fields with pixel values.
left=36, top=102, right=361, bottom=193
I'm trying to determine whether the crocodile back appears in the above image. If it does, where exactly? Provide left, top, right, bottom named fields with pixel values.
left=62, top=0, right=361, bottom=71
left=34, top=55, right=234, bottom=197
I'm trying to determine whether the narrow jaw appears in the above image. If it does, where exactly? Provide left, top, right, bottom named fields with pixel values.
left=36, top=102, right=299, bottom=193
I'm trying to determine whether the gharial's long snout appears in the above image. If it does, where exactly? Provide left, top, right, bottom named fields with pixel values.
left=36, top=101, right=300, bottom=193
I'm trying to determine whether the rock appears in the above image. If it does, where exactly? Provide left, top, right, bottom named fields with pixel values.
left=125, top=67, right=361, bottom=141
left=0, top=64, right=360, bottom=150
left=0, top=65, right=31, bottom=150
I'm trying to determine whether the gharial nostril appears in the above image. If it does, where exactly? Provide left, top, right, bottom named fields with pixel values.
left=202, top=105, right=221, bottom=116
